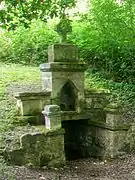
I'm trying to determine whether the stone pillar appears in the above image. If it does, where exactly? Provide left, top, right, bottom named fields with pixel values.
left=103, top=104, right=128, bottom=158
left=48, top=44, right=86, bottom=99
left=40, top=63, right=52, bottom=91
left=104, top=103, right=123, bottom=128
left=42, top=105, right=61, bottom=130
left=40, top=44, right=86, bottom=113
left=41, top=105, right=66, bottom=167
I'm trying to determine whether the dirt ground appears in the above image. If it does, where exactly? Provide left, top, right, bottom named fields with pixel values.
left=4, top=154, right=134, bottom=180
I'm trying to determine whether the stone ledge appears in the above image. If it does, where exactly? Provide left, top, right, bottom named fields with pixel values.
left=61, top=110, right=105, bottom=121
left=61, top=111, right=91, bottom=121
left=88, top=119, right=131, bottom=131
left=84, top=89, right=110, bottom=97
left=104, top=105, right=123, bottom=114
left=13, top=115, right=45, bottom=126
left=40, top=62, right=87, bottom=72
left=48, top=44, right=78, bottom=62
left=14, top=92, right=51, bottom=100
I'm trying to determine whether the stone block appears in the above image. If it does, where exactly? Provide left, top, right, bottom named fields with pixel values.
left=85, top=98, right=92, bottom=109
left=42, top=73, right=52, bottom=91
left=40, top=64, right=52, bottom=91
left=21, top=100, right=43, bottom=116
left=106, top=113, right=122, bottom=127
left=89, top=110, right=106, bottom=123
left=7, top=130, right=66, bottom=167
left=42, top=105, right=61, bottom=129
left=93, top=97, right=108, bottom=109
left=104, top=104, right=123, bottom=128
left=51, top=71, right=84, bottom=98
left=87, top=124, right=129, bottom=159
left=126, top=124, right=135, bottom=151
left=18, top=99, right=50, bottom=116
left=15, top=92, right=51, bottom=116
left=85, top=90, right=110, bottom=110
left=48, top=44, right=78, bottom=62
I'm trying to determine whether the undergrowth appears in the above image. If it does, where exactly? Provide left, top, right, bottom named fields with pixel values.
left=85, top=69, right=135, bottom=110
left=0, top=156, right=14, bottom=180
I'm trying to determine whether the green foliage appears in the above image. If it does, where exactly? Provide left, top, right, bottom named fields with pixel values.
left=85, top=69, right=135, bottom=109
left=0, top=156, right=14, bottom=180
left=70, top=0, right=135, bottom=83
left=1, top=0, right=135, bottom=82
left=0, top=30, right=12, bottom=62
left=0, top=0, right=76, bottom=30
left=0, top=20, right=58, bottom=65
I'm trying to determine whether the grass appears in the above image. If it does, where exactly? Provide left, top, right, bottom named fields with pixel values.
left=0, top=63, right=40, bottom=86
left=0, top=156, right=14, bottom=180
left=0, top=63, right=41, bottom=131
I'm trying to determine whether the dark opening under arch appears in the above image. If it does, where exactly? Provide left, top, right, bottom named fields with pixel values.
left=60, top=81, right=77, bottom=111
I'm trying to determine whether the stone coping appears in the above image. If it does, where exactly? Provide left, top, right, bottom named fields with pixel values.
left=14, top=91, right=51, bottom=99
left=84, top=89, right=110, bottom=96
left=61, top=111, right=105, bottom=122
left=40, top=62, right=86, bottom=72
left=104, top=107, right=123, bottom=114
left=61, top=111, right=93, bottom=121
left=49, top=43, right=77, bottom=47
left=104, top=104, right=123, bottom=114
left=88, top=119, right=131, bottom=131
left=61, top=111, right=130, bottom=130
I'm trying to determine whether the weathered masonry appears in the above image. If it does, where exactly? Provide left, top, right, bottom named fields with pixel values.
left=8, top=43, right=133, bottom=167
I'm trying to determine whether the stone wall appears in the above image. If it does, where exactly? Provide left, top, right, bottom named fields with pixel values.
left=62, top=118, right=130, bottom=160
left=85, top=90, right=110, bottom=110
left=4, top=127, right=65, bottom=167
left=85, top=125, right=129, bottom=159
left=61, top=100, right=132, bottom=160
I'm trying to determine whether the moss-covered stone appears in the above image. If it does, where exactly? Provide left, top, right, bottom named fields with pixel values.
left=12, top=42, right=135, bottom=164
left=48, top=44, right=78, bottom=62
left=1, top=126, right=65, bottom=167
left=12, top=114, right=45, bottom=126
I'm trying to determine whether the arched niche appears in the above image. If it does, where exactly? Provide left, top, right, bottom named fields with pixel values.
left=60, top=80, right=77, bottom=111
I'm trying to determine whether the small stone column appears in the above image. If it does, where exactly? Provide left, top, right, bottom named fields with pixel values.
left=42, top=105, right=61, bottom=129
left=40, top=64, right=52, bottom=91
left=103, top=104, right=128, bottom=158
left=104, top=103, right=123, bottom=129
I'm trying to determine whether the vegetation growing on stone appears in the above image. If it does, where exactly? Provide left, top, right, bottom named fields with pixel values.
left=0, top=0, right=135, bottom=178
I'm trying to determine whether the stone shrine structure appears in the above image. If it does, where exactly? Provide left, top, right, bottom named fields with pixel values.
left=8, top=43, right=131, bottom=167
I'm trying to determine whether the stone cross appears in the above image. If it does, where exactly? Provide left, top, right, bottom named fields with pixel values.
left=56, top=16, right=72, bottom=43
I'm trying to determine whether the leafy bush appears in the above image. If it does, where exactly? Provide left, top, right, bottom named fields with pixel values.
left=1, top=0, right=135, bottom=82
left=0, top=156, right=14, bottom=180
left=0, top=30, right=12, bottom=62
left=70, top=0, right=135, bottom=83
left=0, top=0, right=76, bottom=30
left=0, top=20, right=58, bottom=65
left=85, top=69, right=135, bottom=110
